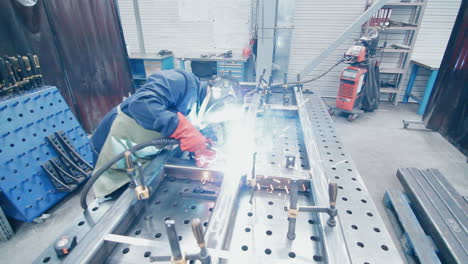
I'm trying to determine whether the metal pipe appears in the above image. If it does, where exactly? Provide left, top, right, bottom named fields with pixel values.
left=300, top=0, right=390, bottom=77
left=132, top=0, right=146, bottom=54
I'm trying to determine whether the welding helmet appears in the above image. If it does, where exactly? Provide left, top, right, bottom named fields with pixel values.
left=196, top=75, right=242, bottom=127
left=198, top=75, right=241, bottom=114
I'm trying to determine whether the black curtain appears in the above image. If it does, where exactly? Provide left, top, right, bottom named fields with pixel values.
left=423, top=1, right=468, bottom=157
left=0, top=0, right=133, bottom=132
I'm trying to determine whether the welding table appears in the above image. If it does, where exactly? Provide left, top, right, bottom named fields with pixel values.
left=403, top=58, right=440, bottom=115
left=34, top=88, right=403, bottom=264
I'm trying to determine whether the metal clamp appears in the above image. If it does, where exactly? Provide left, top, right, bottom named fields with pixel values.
left=135, top=186, right=150, bottom=200
left=171, top=255, right=186, bottom=264
left=287, top=208, right=299, bottom=218
left=286, top=181, right=339, bottom=240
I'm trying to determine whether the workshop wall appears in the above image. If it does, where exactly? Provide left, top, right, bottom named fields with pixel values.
left=398, top=0, right=461, bottom=101
left=424, top=0, right=467, bottom=157
left=118, top=0, right=252, bottom=57
left=288, top=0, right=461, bottom=100
left=0, top=0, right=133, bottom=132
left=288, top=0, right=365, bottom=97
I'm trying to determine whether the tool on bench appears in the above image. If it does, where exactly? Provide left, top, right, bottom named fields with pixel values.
left=286, top=181, right=338, bottom=240
left=217, top=50, right=232, bottom=58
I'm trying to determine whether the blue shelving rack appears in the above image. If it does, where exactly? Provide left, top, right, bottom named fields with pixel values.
left=0, top=87, right=93, bottom=222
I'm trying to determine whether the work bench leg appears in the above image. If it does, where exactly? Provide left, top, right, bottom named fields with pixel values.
left=417, top=70, right=438, bottom=115
left=403, top=64, right=419, bottom=103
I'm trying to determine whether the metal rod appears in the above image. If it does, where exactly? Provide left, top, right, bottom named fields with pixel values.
left=192, top=218, right=211, bottom=264
left=287, top=180, right=298, bottom=240
left=300, top=0, right=390, bottom=77
left=132, top=0, right=146, bottom=54
left=165, top=220, right=183, bottom=261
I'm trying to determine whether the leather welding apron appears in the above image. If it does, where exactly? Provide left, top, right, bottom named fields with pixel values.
left=92, top=106, right=164, bottom=197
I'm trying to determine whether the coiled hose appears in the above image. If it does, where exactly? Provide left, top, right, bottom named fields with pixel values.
left=80, top=138, right=179, bottom=210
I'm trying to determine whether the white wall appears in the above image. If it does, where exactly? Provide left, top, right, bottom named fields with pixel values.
left=398, top=0, right=461, bottom=101
left=118, top=0, right=252, bottom=57
left=288, top=0, right=366, bottom=97
left=288, top=0, right=461, bottom=100
left=118, top=0, right=461, bottom=101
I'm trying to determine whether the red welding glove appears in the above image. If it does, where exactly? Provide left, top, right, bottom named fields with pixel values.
left=171, top=112, right=217, bottom=167
left=195, top=148, right=217, bottom=168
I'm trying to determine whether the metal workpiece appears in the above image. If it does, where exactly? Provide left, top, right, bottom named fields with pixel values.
left=297, top=91, right=404, bottom=264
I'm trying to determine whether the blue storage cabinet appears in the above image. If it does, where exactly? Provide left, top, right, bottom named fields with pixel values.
left=0, top=87, right=93, bottom=222
left=129, top=54, right=175, bottom=88
left=217, top=61, right=245, bottom=80
left=179, top=56, right=247, bottom=82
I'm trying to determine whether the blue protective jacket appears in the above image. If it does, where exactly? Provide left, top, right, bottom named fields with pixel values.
left=90, top=70, right=205, bottom=161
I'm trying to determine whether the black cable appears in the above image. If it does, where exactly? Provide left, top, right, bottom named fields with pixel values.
left=80, top=138, right=179, bottom=211
left=298, top=59, right=345, bottom=84
left=269, top=59, right=345, bottom=89
left=361, top=58, right=380, bottom=112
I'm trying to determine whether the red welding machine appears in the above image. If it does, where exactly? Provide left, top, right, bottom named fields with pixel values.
left=331, top=30, right=381, bottom=121
left=336, top=66, right=367, bottom=113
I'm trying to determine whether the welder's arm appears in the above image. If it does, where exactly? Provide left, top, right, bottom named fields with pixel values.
left=125, top=90, right=181, bottom=137
left=170, top=113, right=216, bottom=168
left=126, top=91, right=215, bottom=167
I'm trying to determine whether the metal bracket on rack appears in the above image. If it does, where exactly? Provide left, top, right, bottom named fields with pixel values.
left=50, top=158, right=82, bottom=185
left=41, top=161, right=77, bottom=192
left=55, top=131, right=93, bottom=172
left=46, top=132, right=92, bottom=178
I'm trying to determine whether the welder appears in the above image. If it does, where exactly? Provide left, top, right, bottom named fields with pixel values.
left=90, top=69, right=218, bottom=198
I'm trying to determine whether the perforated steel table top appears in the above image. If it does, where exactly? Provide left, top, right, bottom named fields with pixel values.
left=34, top=91, right=403, bottom=264
left=300, top=92, right=403, bottom=264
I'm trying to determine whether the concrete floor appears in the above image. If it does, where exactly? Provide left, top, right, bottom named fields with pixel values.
left=1, top=101, right=467, bottom=264
left=326, top=99, right=468, bottom=263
